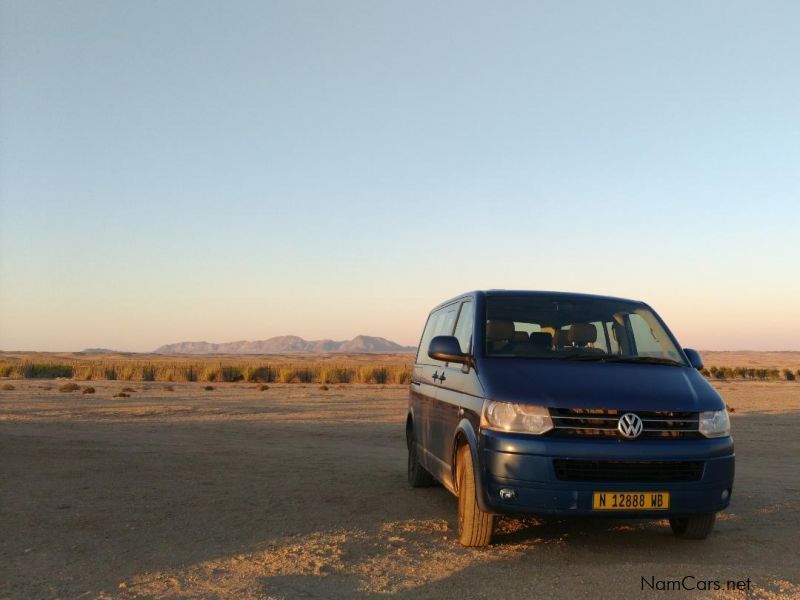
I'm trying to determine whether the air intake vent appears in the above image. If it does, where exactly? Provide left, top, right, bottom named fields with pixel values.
left=553, top=459, right=704, bottom=482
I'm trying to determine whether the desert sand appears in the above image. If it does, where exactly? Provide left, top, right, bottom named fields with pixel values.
left=1, top=380, right=799, bottom=599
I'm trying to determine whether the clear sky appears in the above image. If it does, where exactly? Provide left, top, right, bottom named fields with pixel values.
left=1, top=1, right=798, bottom=352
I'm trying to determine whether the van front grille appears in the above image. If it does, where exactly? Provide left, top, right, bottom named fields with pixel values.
left=548, top=408, right=701, bottom=439
left=553, top=459, right=704, bottom=482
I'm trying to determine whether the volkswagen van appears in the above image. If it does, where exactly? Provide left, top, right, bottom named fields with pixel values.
left=407, top=291, right=734, bottom=546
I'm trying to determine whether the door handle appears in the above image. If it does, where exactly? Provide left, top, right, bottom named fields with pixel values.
left=432, top=371, right=439, bottom=382
left=438, top=372, right=446, bottom=383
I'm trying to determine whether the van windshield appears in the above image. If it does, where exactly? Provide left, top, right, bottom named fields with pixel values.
left=484, top=295, right=687, bottom=366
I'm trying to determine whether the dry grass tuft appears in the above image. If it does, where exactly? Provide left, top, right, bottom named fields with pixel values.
left=59, top=382, right=80, bottom=392
left=204, top=385, right=215, bottom=391
left=2, top=383, right=15, bottom=391
left=121, top=387, right=137, bottom=393
left=319, top=384, right=329, bottom=391
left=82, top=386, right=96, bottom=394
left=165, top=385, right=175, bottom=391
left=113, top=392, right=130, bottom=398
left=258, top=384, right=270, bottom=391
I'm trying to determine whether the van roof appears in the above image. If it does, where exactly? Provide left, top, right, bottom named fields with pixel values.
left=429, top=290, right=644, bottom=312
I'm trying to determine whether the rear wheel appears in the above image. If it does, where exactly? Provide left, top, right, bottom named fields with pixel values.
left=456, top=444, right=494, bottom=547
left=669, top=513, right=716, bottom=539
left=407, top=424, right=434, bottom=487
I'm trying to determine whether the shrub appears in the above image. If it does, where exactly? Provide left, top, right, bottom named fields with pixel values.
left=357, top=366, right=388, bottom=384
left=258, top=384, right=269, bottom=391
left=392, top=367, right=412, bottom=385
left=59, top=382, right=80, bottom=392
left=2, top=383, right=15, bottom=391
left=82, top=386, right=95, bottom=394
left=320, top=384, right=329, bottom=391
left=222, top=366, right=244, bottom=382
left=165, top=385, right=175, bottom=391
left=75, top=366, right=93, bottom=380
left=24, top=363, right=74, bottom=378
left=202, top=367, right=220, bottom=382
left=245, top=366, right=273, bottom=383
left=783, top=369, right=796, bottom=381
left=204, top=385, right=215, bottom=391
left=278, top=368, right=298, bottom=383
left=324, top=367, right=354, bottom=383
left=113, top=392, right=130, bottom=398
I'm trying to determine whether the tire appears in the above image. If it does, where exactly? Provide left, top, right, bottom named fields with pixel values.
left=407, top=425, right=434, bottom=488
left=456, top=444, right=494, bottom=547
left=669, top=512, right=716, bottom=539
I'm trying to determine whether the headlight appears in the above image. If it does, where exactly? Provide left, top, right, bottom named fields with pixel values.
left=481, top=400, right=553, bottom=435
left=699, top=409, right=730, bottom=438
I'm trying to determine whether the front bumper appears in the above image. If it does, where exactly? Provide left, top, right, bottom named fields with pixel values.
left=479, top=431, right=735, bottom=517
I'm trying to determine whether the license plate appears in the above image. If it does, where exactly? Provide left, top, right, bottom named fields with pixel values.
left=592, top=491, right=669, bottom=510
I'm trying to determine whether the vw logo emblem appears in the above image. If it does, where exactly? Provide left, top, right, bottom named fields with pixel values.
left=618, top=413, right=643, bottom=439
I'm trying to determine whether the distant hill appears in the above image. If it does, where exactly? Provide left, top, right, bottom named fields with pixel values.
left=79, top=348, right=119, bottom=354
left=153, top=335, right=416, bottom=355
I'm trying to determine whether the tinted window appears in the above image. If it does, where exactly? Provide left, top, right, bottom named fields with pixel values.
left=416, top=303, right=459, bottom=364
left=453, top=301, right=474, bottom=354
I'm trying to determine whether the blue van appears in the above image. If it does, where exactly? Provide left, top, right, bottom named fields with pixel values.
left=407, top=291, right=734, bottom=546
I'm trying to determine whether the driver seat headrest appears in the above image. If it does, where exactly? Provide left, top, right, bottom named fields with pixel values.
left=486, top=320, right=515, bottom=341
left=569, top=323, right=597, bottom=346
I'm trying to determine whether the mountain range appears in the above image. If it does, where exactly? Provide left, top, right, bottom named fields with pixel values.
left=152, top=335, right=415, bottom=354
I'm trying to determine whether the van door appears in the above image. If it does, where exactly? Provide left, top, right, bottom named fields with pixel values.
left=412, top=303, right=458, bottom=478
left=433, top=300, right=484, bottom=490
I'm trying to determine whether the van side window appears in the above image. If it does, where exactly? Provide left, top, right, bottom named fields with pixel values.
left=453, top=301, right=474, bottom=354
left=416, top=304, right=459, bottom=364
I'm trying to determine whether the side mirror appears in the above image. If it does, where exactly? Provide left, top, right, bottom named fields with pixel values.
left=428, top=335, right=469, bottom=364
left=683, top=348, right=703, bottom=370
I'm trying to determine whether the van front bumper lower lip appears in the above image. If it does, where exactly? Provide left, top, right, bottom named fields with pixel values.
left=479, top=431, right=735, bottom=516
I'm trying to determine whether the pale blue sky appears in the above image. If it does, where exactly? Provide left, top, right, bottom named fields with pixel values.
left=1, top=1, right=798, bottom=351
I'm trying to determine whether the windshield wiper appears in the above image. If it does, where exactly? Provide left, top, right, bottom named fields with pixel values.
left=602, top=356, right=685, bottom=367
left=558, top=354, right=608, bottom=361
left=557, top=354, right=684, bottom=366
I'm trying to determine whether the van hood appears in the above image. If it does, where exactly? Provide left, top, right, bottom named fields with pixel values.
left=477, top=358, right=724, bottom=412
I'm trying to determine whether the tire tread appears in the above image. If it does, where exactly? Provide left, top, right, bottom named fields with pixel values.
left=669, top=512, right=716, bottom=539
left=457, top=445, right=494, bottom=547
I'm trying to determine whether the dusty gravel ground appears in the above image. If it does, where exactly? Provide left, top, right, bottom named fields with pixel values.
left=1, top=380, right=799, bottom=600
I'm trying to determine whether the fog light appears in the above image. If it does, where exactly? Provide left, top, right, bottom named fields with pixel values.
left=499, top=488, right=517, bottom=501
left=721, top=489, right=730, bottom=501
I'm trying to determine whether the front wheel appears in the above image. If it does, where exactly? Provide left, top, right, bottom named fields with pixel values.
left=456, top=444, right=494, bottom=547
left=669, top=513, right=717, bottom=539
